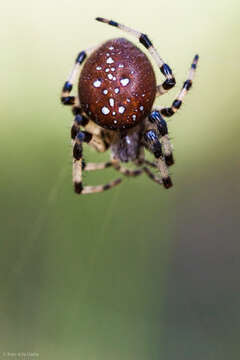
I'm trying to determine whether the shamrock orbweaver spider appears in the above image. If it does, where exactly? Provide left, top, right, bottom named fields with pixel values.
left=61, top=17, right=199, bottom=194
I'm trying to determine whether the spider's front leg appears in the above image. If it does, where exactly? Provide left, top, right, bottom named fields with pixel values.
left=143, top=129, right=172, bottom=189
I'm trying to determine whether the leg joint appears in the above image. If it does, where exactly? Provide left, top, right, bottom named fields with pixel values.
left=73, top=143, right=82, bottom=160
left=77, top=131, right=92, bottom=143
left=162, top=78, right=176, bottom=90
left=61, top=96, right=75, bottom=105
left=139, top=34, right=153, bottom=49
left=160, top=63, right=173, bottom=77
left=75, top=51, right=87, bottom=64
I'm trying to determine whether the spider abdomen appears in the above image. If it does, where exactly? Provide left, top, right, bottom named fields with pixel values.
left=78, top=38, right=156, bottom=130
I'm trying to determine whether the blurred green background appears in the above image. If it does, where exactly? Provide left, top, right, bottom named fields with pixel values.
left=0, top=0, right=240, bottom=359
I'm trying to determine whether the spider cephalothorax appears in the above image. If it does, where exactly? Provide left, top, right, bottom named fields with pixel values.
left=61, top=17, right=199, bottom=194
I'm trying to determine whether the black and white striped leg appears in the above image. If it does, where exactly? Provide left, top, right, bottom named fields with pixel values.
left=111, top=159, right=143, bottom=177
left=143, top=166, right=163, bottom=185
left=61, top=47, right=96, bottom=105
left=61, top=50, right=86, bottom=105
left=84, top=160, right=143, bottom=177
left=148, top=110, right=174, bottom=166
left=81, top=178, right=123, bottom=194
left=72, top=132, right=122, bottom=195
left=95, top=17, right=176, bottom=94
left=143, top=129, right=173, bottom=189
left=142, top=159, right=157, bottom=168
left=70, top=113, right=89, bottom=140
left=134, top=146, right=158, bottom=169
left=84, top=161, right=113, bottom=171
left=156, top=54, right=199, bottom=117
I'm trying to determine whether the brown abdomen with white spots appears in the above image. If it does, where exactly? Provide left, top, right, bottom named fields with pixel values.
left=78, top=38, right=156, bottom=130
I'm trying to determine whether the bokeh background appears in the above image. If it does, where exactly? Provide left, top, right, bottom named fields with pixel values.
left=1, top=0, right=240, bottom=359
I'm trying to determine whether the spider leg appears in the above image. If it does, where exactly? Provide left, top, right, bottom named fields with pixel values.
left=111, top=159, right=143, bottom=177
left=142, top=159, right=157, bottom=168
left=84, top=162, right=113, bottom=171
left=70, top=114, right=122, bottom=194
left=143, top=129, right=172, bottom=189
left=60, top=47, right=96, bottom=106
left=148, top=111, right=174, bottom=166
left=155, top=54, right=199, bottom=116
left=72, top=131, right=122, bottom=194
left=85, top=159, right=143, bottom=177
left=80, top=178, right=123, bottom=194
left=95, top=17, right=176, bottom=94
left=142, top=166, right=163, bottom=185
left=134, top=146, right=158, bottom=169
left=71, top=116, right=110, bottom=152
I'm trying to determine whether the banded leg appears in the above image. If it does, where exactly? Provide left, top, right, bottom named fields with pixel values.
left=96, top=17, right=176, bottom=94
left=143, top=129, right=172, bottom=189
left=81, top=178, right=123, bottom=194
left=72, top=133, right=122, bottom=194
left=84, top=160, right=143, bottom=177
left=134, top=146, right=158, bottom=168
left=155, top=54, right=199, bottom=117
left=142, top=159, right=157, bottom=168
left=85, top=152, right=144, bottom=177
left=61, top=47, right=95, bottom=105
left=111, top=159, right=143, bottom=177
left=148, top=111, right=174, bottom=166
left=85, top=157, right=143, bottom=177
left=76, top=130, right=110, bottom=153
left=84, top=161, right=113, bottom=171
left=71, top=113, right=89, bottom=140
left=143, top=166, right=163, bottom=185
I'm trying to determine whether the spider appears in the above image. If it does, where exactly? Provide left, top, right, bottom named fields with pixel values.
left=60, top=17, right=199, bottom=195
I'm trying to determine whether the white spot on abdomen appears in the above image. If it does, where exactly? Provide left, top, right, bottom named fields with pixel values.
left=120, top=78, right=130, bottom=87
left=109, top=98, right=114, bottom=107
left=108, top=74, right=113, bottom=80
left=118, top=106, right=125, bottom=114
left=96, top=66, right=102, bottom=70
left=119, top=64, right=124, bottom=68
left=106, top=57, right=114, bottom=64
left=93, top=79, right=102, bottom=88
left=140, top=106, right=144, bottom=111
left=103, top=89, right=108, bottom=95
left=114, top=88, right=120, bottom=94
left=101, top=106, right=110, bottom=115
